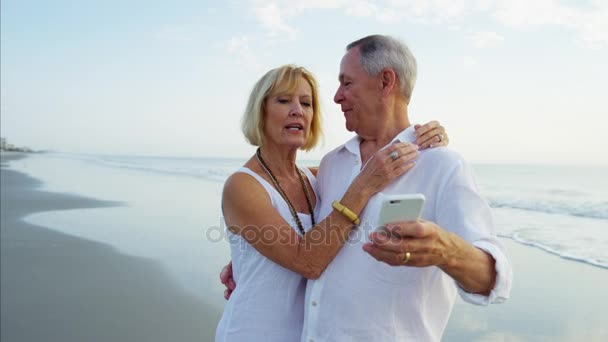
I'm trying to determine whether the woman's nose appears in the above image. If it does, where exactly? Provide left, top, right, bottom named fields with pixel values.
left=290, top=103, right=304, bottom=116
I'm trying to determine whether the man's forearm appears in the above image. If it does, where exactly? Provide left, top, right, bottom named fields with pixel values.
left=440, top=232, right=497, bottom=296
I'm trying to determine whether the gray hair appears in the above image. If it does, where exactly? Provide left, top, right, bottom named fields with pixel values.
left=347, top=34, right=417, bottom=104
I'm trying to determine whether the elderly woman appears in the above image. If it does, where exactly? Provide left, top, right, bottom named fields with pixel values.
left=215, top=65, right=447, bottom=341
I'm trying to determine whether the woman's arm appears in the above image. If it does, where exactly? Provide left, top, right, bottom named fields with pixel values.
left=223, top=142, right=418, bottom=279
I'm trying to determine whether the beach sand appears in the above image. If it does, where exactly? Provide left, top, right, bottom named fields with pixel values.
left=1, top=153, right=220, bottom=342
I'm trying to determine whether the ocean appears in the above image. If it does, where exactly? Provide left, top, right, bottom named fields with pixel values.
left=6, top=152, right=607, bottom=297
left=66, top=153, right=608, bottom=267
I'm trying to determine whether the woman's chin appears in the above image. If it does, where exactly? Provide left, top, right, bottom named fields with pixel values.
left=277, top=135, right=305, bottom=148
left=282, top=140, right=306, bottom=150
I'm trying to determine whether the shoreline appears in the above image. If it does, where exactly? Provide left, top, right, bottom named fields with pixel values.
left=1, top=153, right=220, bottom=342
left=502, top=232, right=608, bottom=270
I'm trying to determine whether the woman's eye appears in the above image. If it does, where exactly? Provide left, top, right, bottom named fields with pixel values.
left=301, top=102, right=311, bottom=107
left=278, top=98, right=289, bottom=103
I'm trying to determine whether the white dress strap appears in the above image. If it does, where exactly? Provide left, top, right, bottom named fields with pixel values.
left=298, top=165, right=315, bottom=179
left=234, top=167, right=278, bottom=206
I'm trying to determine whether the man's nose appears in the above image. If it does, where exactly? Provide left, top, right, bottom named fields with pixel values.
left=334, top=87, right=344, bottom=104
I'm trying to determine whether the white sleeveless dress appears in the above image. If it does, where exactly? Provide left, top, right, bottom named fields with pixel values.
left=215, top=166, right=318, bottom=342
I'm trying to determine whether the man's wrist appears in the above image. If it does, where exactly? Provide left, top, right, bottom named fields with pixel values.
left=438, top=232, right=465, bottom=272
left=440, top=234, right=497, bottom=295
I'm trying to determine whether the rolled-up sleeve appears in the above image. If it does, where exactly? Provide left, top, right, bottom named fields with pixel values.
left=436, top=158, right=513, bottom=306
left=458, top=240, right=513, bottom=305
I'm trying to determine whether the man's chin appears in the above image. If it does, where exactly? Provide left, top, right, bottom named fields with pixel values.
left=343, top=116, right=354, bottom=132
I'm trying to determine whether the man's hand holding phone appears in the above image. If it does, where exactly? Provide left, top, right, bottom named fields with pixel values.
left=364, top=219, right=458, bottom=267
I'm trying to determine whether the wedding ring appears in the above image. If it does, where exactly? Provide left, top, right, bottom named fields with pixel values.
left=436, top=134, right=443, bottom=142
left=389, top=151, right=399, bottom=161
left=402, top=251, right=411, bottom=264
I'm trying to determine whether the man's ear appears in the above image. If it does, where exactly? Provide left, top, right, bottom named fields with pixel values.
left=380, top=68, right=397, bottom=96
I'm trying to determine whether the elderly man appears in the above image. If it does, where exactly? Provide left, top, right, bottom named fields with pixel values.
left=300, top=34, right=511, bottom=342
left=222, top=34, right=512, bottom=341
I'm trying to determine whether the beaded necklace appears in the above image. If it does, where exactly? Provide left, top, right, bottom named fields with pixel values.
left=255, top=148, right=315, bottom=235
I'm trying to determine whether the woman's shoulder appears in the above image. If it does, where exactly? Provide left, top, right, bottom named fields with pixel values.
left=223, top=170, right=273, bottom=210
left=224, top=168, right=261, bottom=192
left=225, top=157, right=260, bottom=186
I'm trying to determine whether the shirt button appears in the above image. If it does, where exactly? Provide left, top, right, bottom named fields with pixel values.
left=311, top=300, right=317, bottom=306
left=309, top=339, right=314, bottom=342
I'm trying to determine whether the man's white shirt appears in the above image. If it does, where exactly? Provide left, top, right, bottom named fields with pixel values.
left=301, top=126, right=512, bottom=342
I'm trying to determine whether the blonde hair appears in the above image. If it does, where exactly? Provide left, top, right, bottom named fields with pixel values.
left=241, top=65, right=323, bottom=151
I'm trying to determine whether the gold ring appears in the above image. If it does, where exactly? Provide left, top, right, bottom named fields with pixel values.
left=402, top=251, right=411, bottom=264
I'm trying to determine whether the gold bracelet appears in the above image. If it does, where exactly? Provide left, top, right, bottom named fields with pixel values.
left=332, top=201, right=361, bottom=225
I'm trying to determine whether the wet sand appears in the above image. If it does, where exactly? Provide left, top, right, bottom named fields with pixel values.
left=1, top=153, right=220, bottom=342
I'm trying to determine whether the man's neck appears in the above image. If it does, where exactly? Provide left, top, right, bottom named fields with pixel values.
left=359, top=127, right=408, bottom=165
left=358, top=105, right=410, bottom=165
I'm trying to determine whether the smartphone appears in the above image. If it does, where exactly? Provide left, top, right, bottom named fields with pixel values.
left=375, top=193, right=425, bottom=231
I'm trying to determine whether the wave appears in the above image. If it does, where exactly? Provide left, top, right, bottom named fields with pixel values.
left=81, top=154, right=318, bottom=184
left=489, top=198, right=608, bottom=220
left=499, top=233, right=608, bottom=269
left=100, top=162, right=233, bottom=182
left=54, top=153, right=239, bottom=183
left=54, top=153, right=608, bottom=220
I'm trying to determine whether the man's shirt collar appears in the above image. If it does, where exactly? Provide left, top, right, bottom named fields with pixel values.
left=342, top=125, right=417, bottom=156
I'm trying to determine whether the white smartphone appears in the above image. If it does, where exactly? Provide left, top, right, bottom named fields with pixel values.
left=375, top=193, right=425, bottom=231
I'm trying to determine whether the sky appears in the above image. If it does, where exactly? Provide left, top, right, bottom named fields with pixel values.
left=1, top=0, right=607, bottom=165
